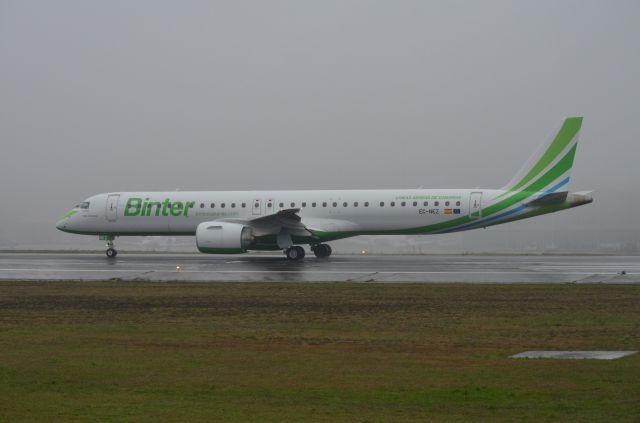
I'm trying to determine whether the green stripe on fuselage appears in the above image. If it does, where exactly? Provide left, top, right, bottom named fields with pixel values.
left=315, top=144, right=578, bottom=241
left=61, top=210, right=77, bottom=219
left=479, top=144, right=576, bottom=219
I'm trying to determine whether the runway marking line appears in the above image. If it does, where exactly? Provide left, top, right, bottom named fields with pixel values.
left=0, top=268, right=637, bottom=275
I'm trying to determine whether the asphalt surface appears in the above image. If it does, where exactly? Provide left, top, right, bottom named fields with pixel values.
left=0, top=253, right=638, bottom=283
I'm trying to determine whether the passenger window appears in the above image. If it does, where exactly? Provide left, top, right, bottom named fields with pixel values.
left=354, top=202, right=358, bottom=207
left=302, top=202, right=306, bottom=207
left=456, top=201, right=461, bottom=206
left=343, top=202, right=348, bottom=207
left=267, top=202, right=272, bottom=208
left=210, top=203, right=215, bottom=208
left=242, top=203, right=246, bottom=208
left=390, top=201, right=395, bottom=207
left=401, top=201, right=406, bottom=207
left=333, top=202, right=337, bottom=207
left=231, top=203, right=236, bottom=208
left=364, top=202, right=369, bottom=207
left=424, top=201, right=428, bottom=206
left=291, top=202, right=295, bottom=207
left=323, top=202, right=327, bottom=207
left=312, top=202, right=317, bottom=207
left=413, top=201, right=417, bottom=207
left=380, top=202, right=385, bottom=207
left=279, top=202, right=284, bottom=208
left=445, top=201, right=450, bottom=206
left=434, top=201, right=439, bottom=206
left=221, top=203, right=226, bottom=208
left=200, top=203, right=204, bottom=208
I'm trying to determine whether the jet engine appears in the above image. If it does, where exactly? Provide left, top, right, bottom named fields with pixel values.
left=196, top=221, right=254, bottom=254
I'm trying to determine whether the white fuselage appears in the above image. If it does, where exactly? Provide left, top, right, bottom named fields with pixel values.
left=57, top=189, right=491, bottom=237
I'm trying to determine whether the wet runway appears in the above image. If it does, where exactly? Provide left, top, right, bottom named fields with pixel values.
left=0, top=253, right=638, bottom=283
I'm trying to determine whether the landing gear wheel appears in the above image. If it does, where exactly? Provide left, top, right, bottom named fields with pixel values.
left=312, top=244, right=332, bottom=258
left=285, top=246, right=305, bottom=260
left=105, top=237, right=117, bottom=258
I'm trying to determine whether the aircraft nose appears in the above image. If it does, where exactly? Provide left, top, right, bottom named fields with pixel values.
left=56, top=219, right=67, bottom=231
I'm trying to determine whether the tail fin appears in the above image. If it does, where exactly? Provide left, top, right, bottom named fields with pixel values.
left=501, top=117, right=582, bottom=195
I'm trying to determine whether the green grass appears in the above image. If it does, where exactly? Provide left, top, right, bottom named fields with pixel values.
left=0, top=282, right=638, bottom=422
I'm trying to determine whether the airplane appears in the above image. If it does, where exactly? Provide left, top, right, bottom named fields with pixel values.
left=56, top=117, right=592, bottom=260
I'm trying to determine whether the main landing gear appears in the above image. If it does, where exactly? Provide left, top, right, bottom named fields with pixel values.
left=285, top=246, right=305, bottom=260
left=311, top=244, right=332, bottom=258
left=284, top=244, right=332, bottom=260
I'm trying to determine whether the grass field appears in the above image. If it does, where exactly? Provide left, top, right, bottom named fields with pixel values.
left=0, top=282, right=638, bottom=422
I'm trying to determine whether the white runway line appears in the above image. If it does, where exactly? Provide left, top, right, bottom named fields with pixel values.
left=0, top=268, right=634, bottom=275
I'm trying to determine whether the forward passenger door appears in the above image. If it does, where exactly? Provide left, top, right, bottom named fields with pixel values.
left=106, top=194, right=120, bottom=222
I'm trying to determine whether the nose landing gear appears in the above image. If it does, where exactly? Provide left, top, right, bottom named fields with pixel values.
left=101, top=235, right=117, bottom=258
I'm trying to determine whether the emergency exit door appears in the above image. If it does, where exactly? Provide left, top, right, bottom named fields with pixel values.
left=252, top=199, right=262, bottom=215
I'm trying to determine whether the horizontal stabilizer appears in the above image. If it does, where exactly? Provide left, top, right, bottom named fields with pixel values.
left=567, top=191, right=594, bottom=207
left=527, top=191, right=568, bottom=207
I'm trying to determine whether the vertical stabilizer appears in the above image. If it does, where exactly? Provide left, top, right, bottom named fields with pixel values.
left=501, top=117, right=582, bottom=196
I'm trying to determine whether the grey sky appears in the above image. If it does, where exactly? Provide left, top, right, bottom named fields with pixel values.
left=1, top=1, right=638, bottom=251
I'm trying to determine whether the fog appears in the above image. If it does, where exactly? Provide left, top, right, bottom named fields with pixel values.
left=1, top=1, right=638, bottom=253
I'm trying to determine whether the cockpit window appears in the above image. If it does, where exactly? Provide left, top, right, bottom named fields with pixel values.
left=79, top=202, right=90, bottom=209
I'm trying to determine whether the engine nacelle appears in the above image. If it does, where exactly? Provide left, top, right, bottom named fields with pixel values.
left=196, top=221, right=254, bottom=254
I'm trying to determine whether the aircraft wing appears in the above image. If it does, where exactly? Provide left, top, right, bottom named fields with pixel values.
left=248, top=208, right=312, bottom=235
left=219, top=209, right=360, bottom=248
left=219, top=209, right=313, bottom=247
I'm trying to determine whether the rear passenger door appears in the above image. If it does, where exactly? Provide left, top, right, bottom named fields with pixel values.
left=469, top=192, right=482, bottom=219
